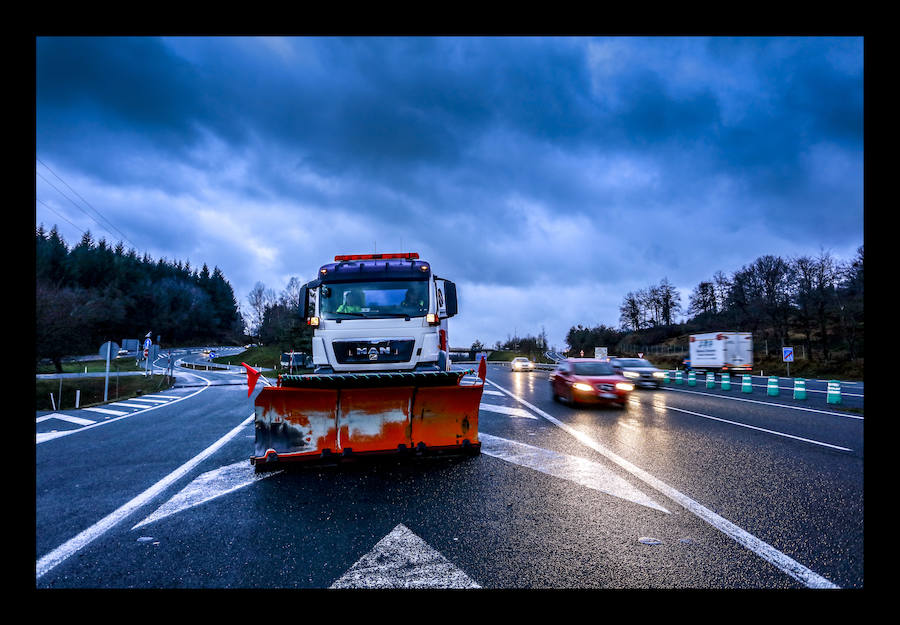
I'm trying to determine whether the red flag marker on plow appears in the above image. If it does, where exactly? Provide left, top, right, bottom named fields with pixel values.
left=241, top=362, right=261, bottom=397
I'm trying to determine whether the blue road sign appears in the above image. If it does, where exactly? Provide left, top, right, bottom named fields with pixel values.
left=782, top=347, right=794, bottom=362
left=144, top=338, right=152, bottom=349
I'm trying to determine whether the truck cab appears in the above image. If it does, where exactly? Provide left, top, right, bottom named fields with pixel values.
left=300, top=253, right=458, bottom=373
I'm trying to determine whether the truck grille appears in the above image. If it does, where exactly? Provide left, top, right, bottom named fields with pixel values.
left=333, top=339, right=415, bottom=365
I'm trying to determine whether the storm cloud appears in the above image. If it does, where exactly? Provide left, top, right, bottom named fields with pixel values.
left=35, top=36, right=864, bottom=350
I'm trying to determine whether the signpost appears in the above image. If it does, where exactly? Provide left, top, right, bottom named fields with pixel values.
left=98, top=341, right=120, bottom=402
left=782, top=346, right=794, bottom=378
left=144, top=335, right=152, bottom=377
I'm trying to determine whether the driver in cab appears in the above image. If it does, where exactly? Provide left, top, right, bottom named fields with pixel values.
left=337, top=289, right=365, bottom=313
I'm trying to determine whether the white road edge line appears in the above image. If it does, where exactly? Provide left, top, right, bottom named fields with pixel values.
left=36, top=410, right=256, bottom=581
left=485, top=378, right=839, bottom=589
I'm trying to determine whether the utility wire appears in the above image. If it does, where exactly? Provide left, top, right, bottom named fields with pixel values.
left=36, top=198, right=85, bottom=238
left=35, top=158, right=139, bottom=251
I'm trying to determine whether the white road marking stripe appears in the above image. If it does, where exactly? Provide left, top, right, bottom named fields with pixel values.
left=123, top=397, right=169, bottom=404
left=482, top=389, right=504, bottom=396
left=658, top=404, right=852, bottom=451
left=478, top=403, right=537, bottom=419
left=486, top=378, right=839, bottom=589
left=35, top=411, right=256, bottom=581
left=82, top=407, right=129, bottom=417
left=330, top=524, right=480, bottom=588
left=132, top=461, right=280, bottom=529
left=480, top=433, right=669, bottom=513
left=663, top=387, right=863, bottom=420
left=35, top=372, right=211, bottom=445
left=108, top=402, right=148, bottom=409
left=36, top=413, right=96, bottom=425
left=150, top=395, right=181, bottom=399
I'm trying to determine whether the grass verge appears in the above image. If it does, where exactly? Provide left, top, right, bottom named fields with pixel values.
left=35, top=374, right=175, bottom=412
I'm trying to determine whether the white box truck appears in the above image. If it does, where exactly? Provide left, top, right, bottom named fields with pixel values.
left=687, top=332, right=753, bottom=372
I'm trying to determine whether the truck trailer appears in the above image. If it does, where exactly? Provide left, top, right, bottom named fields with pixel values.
left=687, top=332, right=753, bottom=372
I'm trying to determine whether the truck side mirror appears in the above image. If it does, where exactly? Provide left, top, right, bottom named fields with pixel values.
left=444, top=281, right=458, bottom=317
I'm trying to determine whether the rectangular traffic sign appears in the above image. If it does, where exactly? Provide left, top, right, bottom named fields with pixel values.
left=782, top=347, right=794, bottom=362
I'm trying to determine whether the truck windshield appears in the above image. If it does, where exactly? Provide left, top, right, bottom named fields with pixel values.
left=320, top=280, right=429, bottom=319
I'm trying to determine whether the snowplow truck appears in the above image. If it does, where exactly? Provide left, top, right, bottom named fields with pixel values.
left=249, top=253, right=484, bottom=468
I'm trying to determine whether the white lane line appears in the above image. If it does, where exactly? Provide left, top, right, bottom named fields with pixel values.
left=36, top=413, right=96, bottom=426
left=478, top=403, right=537, bottom=419
left=658, top=404, right=852, bottom=452
left=663, top=387, right=863, bottom=420
left=132, top=460, right=280, bottom=530
left=485, top=378, right=839, bottom=589
left=35, top=411, right=256, bottom=581
left=35, top=371, right=212, bottom=445
left=82, top=407, right=129, bottom=417
left=330, top=524, right=480, bottom=589
left=482, top=390, right=504, bottom=396
left=480, top=433, right=669, bottom=513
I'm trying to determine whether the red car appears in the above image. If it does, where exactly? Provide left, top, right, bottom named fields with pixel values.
left=549, top=358, right=633, bottom=408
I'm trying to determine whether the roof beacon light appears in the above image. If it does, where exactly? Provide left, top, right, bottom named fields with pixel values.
left=334, top=252, right=420, bottom=261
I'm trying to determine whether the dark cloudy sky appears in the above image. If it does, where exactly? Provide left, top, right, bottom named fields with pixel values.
left=35, top=36, right=864, bottom=351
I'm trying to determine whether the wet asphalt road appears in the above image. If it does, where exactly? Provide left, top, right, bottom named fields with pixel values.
left=34, top=356, right=863, bottom=589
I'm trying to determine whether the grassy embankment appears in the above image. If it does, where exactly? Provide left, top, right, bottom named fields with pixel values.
left=211, top=345, right=313, bottom=376
left=35, top=372, right=175, bottom=411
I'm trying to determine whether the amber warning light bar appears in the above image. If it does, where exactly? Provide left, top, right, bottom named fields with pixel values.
left=334, top=253, right=420, bottom=261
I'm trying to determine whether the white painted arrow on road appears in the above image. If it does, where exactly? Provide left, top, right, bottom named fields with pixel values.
left=330, top=524, right=480, bottom=588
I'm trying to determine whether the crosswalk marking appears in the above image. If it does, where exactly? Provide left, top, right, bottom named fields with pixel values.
left=125, top=397, right=169, bottom=404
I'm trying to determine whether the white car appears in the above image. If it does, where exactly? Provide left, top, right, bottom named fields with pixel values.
left=511, top=357, right=535, bottom=371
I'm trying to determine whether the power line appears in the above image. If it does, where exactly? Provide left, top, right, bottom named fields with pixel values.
left=35, top=158, right=140, bottom=251
left=36, top=198, right=85, bottom=239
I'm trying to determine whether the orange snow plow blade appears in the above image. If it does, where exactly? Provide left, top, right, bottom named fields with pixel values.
left=250, top=370, right=483, bottom=467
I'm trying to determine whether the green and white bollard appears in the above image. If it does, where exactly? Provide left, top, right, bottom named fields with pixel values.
left=688, top=371, right=696, bottom=386
left=721, top=372, right=731, bottom=390
left=742, top=374, right=752, bottom=393
left=793, top=378, right=807, bottom=400
left=767, top=376, right=779, bottom=396
left=706, top=372, right=715, bottom=388
left=675, top=371, right=683, bottom=385
left=827, top=380, right=842, bottom=404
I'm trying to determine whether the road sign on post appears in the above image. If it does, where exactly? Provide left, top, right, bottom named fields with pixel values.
left=783, top=347, right=793, bottom=377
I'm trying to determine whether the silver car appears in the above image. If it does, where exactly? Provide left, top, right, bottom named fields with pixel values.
left=609, top=357, right=666, bottom=388
left=511, top=357, right=535, bottom=371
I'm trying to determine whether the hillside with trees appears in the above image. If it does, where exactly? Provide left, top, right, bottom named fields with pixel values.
left=564, top=247, right=864, bottom=375
left=36, top=225, right=245, bottom=372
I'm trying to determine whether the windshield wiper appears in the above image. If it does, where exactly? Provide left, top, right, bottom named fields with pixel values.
left=331, top=311, right=368, bottom=317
